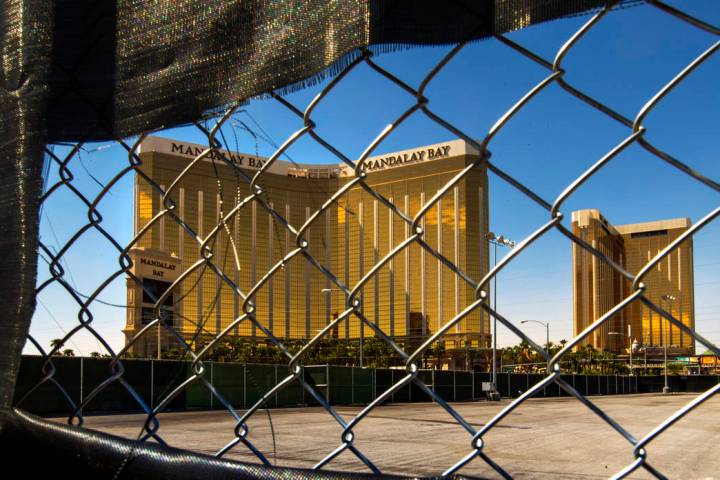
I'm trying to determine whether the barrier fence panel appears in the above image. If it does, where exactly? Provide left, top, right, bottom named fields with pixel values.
left=455, top=371, right=473, bottom=402
left=7, top=2, right=719, bottom=478
left=472, top=372, right=491, bottom=399
left=410, top=370, right=434, bottom=403
left=15, top=356, right=80, bottom=415
left=328, top=366, right=352, bottom=405
left=13, top=355, right=718, bottom=415
left=212, top=362, right=245, bottom=408
left=185, top=360, right=214, bottom=410
left=352, top=367, right=374, bottom=405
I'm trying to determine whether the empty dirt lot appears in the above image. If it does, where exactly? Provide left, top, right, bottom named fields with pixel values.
left=55, top=393, right=720, bottom=479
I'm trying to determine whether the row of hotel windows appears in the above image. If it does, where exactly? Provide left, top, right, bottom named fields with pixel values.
left=135, top=177, right=488, bottom=341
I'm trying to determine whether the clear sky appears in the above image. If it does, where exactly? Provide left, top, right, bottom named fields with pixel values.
left=32, top=0, right=719, bottom=356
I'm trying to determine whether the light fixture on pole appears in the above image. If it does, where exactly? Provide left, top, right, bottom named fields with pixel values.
left=609, top=329, right=634, bottom=375
left=521, top=320, right=550, bottom=372
left=660, top=294, right=676, bottom=394
left=322, top=288, right=363, bottom=368
left=485, top=231, right=515, bottom=398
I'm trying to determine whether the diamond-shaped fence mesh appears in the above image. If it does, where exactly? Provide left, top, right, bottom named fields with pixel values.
left=13, top=1, right=719, bottom=478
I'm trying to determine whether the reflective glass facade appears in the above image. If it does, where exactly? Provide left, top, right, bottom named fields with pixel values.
left=125, top=137, right=490, bottom=356
left=572, top=209, right=695, bottom=354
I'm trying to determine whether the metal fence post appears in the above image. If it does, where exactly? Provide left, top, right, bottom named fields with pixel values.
left=408, top=369, right=412, bottom=403
left=150, top=358, right=154, bottom=409
left=243, top=364, right=247, bottom=409
left=275, top=364, right=279, bottom=407
left=80, top=357, right=85, bottom=415
left=326, top=364, right=330, bottom=404
left=453, top=370, right=457, bottom=402
left=471, top=370, right=475, bottom=399
left=79, top=356, right=84, bottom=407
left=210, top=362, right=214, bottom=408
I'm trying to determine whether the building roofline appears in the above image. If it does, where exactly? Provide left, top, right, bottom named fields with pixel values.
left=138, top=135, right=479, bottom=177
left=571, top=209, right=691, bottom=235
left=615, top=217, right=691, bottom=234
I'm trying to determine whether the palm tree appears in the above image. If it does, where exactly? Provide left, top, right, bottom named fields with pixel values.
left=50, top=338, right=64, bottom=355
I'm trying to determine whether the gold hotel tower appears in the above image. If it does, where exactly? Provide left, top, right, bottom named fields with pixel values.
left=125, top=136, right=490, bottom=357
left=571, top=209, right=695, bottom=354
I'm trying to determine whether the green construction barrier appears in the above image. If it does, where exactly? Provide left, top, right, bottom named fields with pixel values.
left=352, top=367, right=373, bottom=404
left=303, top=366, right=328, bottom=405
left=391, top=369, right=410, bottom=402
left=455, top=371, right=473, bottom=401
left=410, top=370, right=433, bottom=402
left=374, top=369, right=393, bottom=404
left=328, top=366, right=352, bottom=405
left=19, top=356, right=685, bottom=416
left=434, top=370, right=454, bottom=401
left=82, top=357, right=150, bottom=412
left=151, top=359, right=187, bottom=410
left=526, top=374, right=544, bottom=398
left=276, top=365, right=304, bottom=407
left=183, top=360, right=212, bottom=409
left=473, top=372, right=491, bottom=399
left=245, top=364, right=278, bottom=408
left=211, top=362, right=245, bottom=408
left=14, top=355, right=81, bottom=415
left=559, top=374, right=575, bottom=396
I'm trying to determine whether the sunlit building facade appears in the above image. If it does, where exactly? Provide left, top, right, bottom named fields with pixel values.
left=125, top=136, right=490, bottom=356
left=572, top=209, right=695, bottom=354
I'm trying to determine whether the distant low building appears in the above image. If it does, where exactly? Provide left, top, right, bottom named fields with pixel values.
left=571, top=209, right=695, bottom=354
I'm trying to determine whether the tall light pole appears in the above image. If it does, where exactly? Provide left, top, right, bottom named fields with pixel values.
left=521, top=320, right=550, bottom=372
left=486, top=232, right=515, bottom=396
left=660, top=294, right=676, bottom=394
left=629, top=324, right=637, bottom=376
left=321, top=288, right=363, bottom=367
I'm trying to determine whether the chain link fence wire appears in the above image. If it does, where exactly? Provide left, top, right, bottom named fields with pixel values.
left=6, top=1, right=720, bottom=478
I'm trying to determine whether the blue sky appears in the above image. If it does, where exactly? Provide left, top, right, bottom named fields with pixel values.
left=32, top=1, right=719, bottom=356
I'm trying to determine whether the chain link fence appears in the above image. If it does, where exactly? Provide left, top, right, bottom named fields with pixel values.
left=15, top=1, right=719, bottom=478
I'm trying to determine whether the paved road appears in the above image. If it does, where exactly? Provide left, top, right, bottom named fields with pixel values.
left=55, top=393, right=720, bottom=479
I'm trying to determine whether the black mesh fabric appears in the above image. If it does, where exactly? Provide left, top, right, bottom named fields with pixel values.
left=2, top=408, right=422, bottom=479
left=1, top=0, right=642, bottom=477
left=43, top=0, right=640, bottom=142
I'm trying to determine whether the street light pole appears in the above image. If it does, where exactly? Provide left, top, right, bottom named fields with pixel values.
left=322, top=288, right=363, bottom=367
left=609, top=329, right=634, bottom=375
left=485, top=232, right=515, bottom=396
left=660, top=294, right=675, bottom=394
left=521, top=320, right=550, bottom=372
left=629, top=324, right=635, bottom=376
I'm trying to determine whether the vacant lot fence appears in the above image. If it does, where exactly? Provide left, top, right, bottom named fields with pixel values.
left=17, top=355, right=719, bottom=415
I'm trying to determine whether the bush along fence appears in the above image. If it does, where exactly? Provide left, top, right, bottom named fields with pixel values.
left=14, top=355, right=720, bottom=415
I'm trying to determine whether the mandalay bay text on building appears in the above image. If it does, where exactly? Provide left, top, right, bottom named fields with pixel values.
left=125, top=137, right=490, bottom=357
